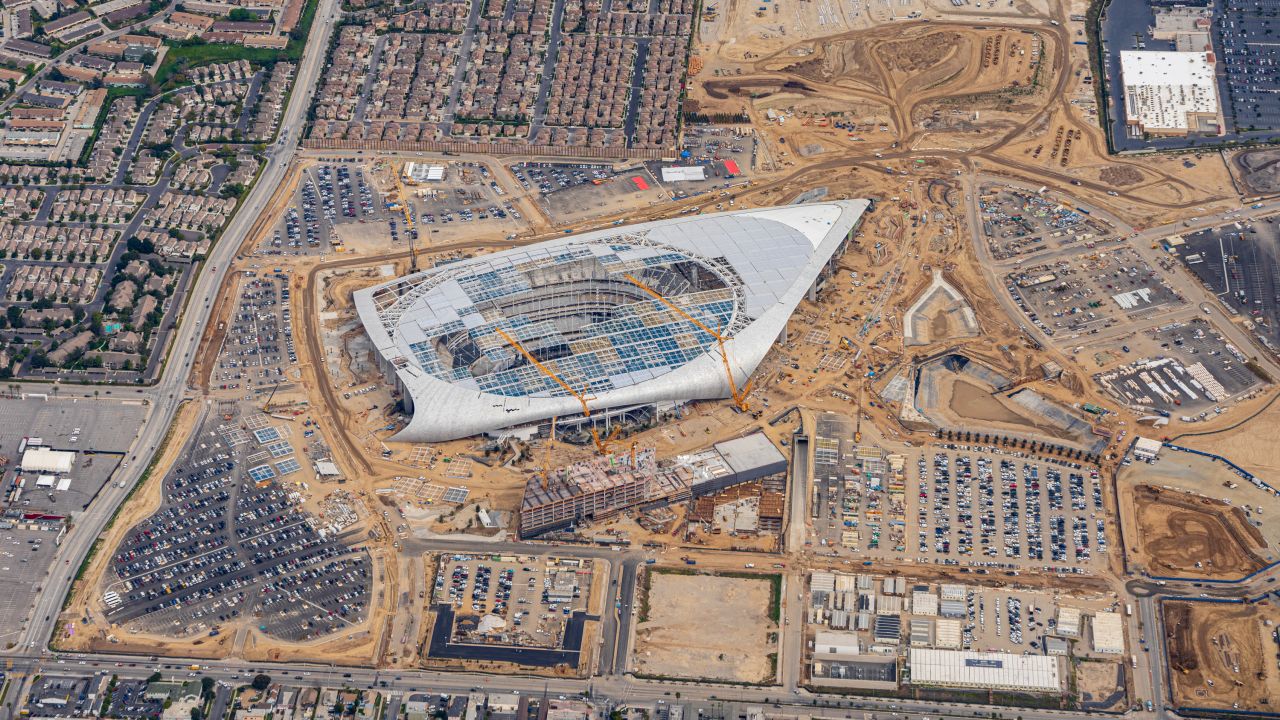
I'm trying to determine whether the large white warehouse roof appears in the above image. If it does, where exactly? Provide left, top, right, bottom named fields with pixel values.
left=355, top=202, right=868, bottom=441
left=908, top=649, right=1061, bottom=692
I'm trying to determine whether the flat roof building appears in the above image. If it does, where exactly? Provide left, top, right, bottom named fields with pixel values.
left=812, top=655, right=898, bottom=691
left=1120, top=51, right=1221, bottom=136
left=1133, top=436, right=1162, bottom=461
left=1091, top=611, right=1125, bottom=654
left=908, top=649, right=1062, bottom=693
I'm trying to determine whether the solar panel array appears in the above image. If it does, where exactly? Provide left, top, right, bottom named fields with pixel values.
left=248, top=464, right=277, bottom=482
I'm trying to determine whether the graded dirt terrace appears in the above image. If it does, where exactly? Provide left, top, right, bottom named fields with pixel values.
left=634, top=570, right=778, bottom=683
left=1126, top=485, right=1267, bottom=580
left=1164, top=599, right=1280, bottom=712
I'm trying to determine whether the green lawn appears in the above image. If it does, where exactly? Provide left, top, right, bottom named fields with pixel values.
left=153, top=0, right=319, bottom=87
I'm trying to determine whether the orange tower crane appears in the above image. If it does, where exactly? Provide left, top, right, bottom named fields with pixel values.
left=492, top=327, right=620, bottom=454
left=622, top=273, right=753, bottom=411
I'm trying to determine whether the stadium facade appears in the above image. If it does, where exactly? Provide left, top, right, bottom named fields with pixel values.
left=354, top=201, right=869, bottom=442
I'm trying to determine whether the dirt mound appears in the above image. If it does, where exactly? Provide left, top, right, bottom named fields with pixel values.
left=876, top=32, right=961, bottom=73
left=1099, top=166, right=1143, bottom=187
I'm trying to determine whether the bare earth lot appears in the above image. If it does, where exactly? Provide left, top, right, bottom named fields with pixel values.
left=634, top=571, right=777, bottom=683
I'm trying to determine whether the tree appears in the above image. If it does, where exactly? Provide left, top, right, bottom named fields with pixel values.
left=251, top=674, right=271, bottom=691
left=147, top=671, right=162, bottom=683
left=191, top=708, right=204, bottom=720
left=201, top=676, right=215, bottom=699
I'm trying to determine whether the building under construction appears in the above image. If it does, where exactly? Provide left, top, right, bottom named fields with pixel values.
left=519, top=432, right=787, bottom=537
left=353, top=202, right=869, bottom=443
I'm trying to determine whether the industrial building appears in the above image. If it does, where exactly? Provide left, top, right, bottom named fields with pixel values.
left=1133, top=436, right=1163, bottom=461
left=518, top=432, right=787, bottom=537
left=907, top=649, right=1062, bottom=693
left=402, top=162, right=445, bottom=183
left=811, top=656, right=899, bottom=691
left=354, top=202, right=869, bottom=442
left=1120, top=51, right=1222, bottom=136
left=1090, top=611, right=1125, bottom=654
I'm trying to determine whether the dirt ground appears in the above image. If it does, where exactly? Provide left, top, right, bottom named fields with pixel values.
left=1117, top=450, right=1280, bottom=559
left=634, top=570, right=778, bottom=683
left=1174, top=394, right=1280, bottom=480
left=1075, top=660, right=1127, bottom=712
left=1123, top=485, right=1267, bottom=580
left=1164, top=599, right=1280, bottom=712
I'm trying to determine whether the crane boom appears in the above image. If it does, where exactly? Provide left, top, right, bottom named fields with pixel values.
left=492, top=327, right=591, bottom=418
left=622, top=273, right=752, bottom=411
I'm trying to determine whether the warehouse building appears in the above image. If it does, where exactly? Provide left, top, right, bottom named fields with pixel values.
left=1120, top=51, right=1222, bottom=136
left=1091, top=611, right=1125, bottom=654
left=812, top=656, right=899, bottom=691
left=908, top=649, right=1062, bottom=693
left=934, top=618, right=962, bottom=649
left=1056, top=606, right=1081, bottom=638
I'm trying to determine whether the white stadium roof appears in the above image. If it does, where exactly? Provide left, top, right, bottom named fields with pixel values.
left=355, top=202, right=869, bottom=441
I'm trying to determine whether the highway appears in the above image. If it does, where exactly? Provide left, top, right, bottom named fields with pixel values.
left=8, top=0, right=343, bottom=656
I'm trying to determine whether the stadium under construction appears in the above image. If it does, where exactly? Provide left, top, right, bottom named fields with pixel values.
left=353, top=202, right=870, bottom=443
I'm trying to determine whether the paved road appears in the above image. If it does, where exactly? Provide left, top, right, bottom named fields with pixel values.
left=9, top=0, right=343, bottom=656
left=0, top=653, right=1123, bottom=720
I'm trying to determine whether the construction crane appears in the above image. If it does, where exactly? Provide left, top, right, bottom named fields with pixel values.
left=854, top=383, right=864, bottom=443
left=622, top=273, right=753, bottom=411
left=262, top=380, right=282, bottom=414
left=392, top=164, right=419, bottom=272
left=492, top=327, right=619, bottom=454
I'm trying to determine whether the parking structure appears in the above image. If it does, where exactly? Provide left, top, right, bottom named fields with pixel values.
left=977, top=186, right=1117, bottom=261
left=431, top=554, right=595, bottom=650
left=813, top=417, right=1108, bottom=576
left=1004, top=245, right=1185, bottom=339
left=1174, top=214, right=1280, bottom=347
left=1092, top=318, right=1263, bottom=416
left=104, top=410, right=371, bottom=642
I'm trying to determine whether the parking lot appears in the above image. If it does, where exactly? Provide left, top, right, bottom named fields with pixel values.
left=215, top=270, right=295, bottom=392
left=431, top=554, right=594, bottom=650
left=813, top=423, right=1109, bottom=575
left=978, top=187, right=1116, bottom=261
left=1093, top=318, right=1263, bottom=416
left=104, top=408, right=371, bottom=642
left=1176, top=214, right=1280, bottom=347
left=1005, top=246, right=1186, bottom=339
left=0, top=524, right=60, bottom=646
left=267, top=164, right=383, bottom=255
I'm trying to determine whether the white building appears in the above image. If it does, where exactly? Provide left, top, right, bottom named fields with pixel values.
left=1120, top=51, right=1221, bottom=136
left=402, top=162, right=445, bottom=183
left=1133, top=436, right=1162, bottom=461
left=21, top=446, right=74, bottom=474
left=1091, top=611, right=1125, bottom=654
left=814, top=631, right=860, bottom=657
left=661, top=166, right=706, bottom=182
left=908, top=649, right=1062, bottom=692
left=1057, top=606, right=1081, bottom=638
